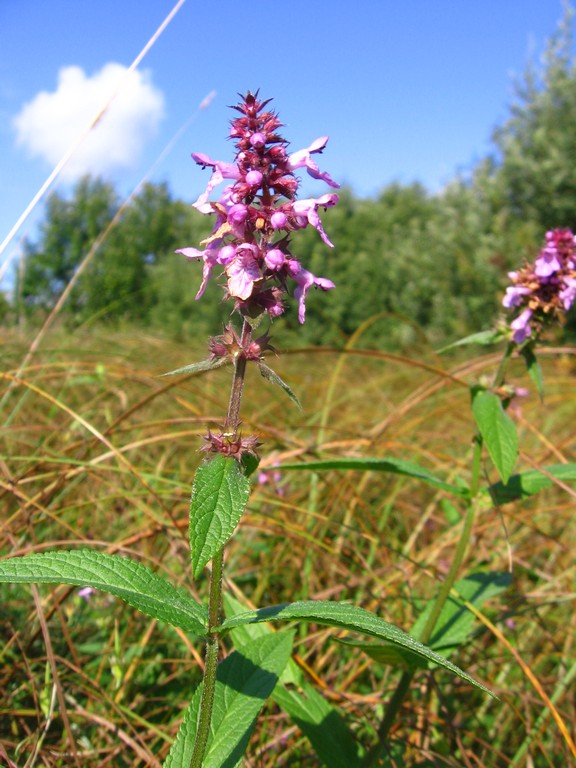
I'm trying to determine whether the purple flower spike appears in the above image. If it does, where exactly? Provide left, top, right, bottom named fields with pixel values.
left=503, top=228, right=576, bottom=343
left=178, top=91, right=338, bottom=323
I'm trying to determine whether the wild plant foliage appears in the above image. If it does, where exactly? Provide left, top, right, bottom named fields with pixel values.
left=2, top=89, right=576, bottom=767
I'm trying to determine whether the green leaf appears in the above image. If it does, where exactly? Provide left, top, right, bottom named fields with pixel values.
left=437, top=329, right=504, bottom=353
left=411, top=571, right=512, bottom=655
left=472, top=389, right=518, bottom=483
left=224, top=595, right=362, bottom=768
left=335, top=638, right=425, bottom=671
left=520, top=344, right=544, bottom=400
left=0, top=550, right=207, bottom=635
left=190, top=455, right=251, bottom=579
left=258, top=362, right=302, bottom=409
left=161, top=357, right=229, bottom=377
left=489, top=463, right=576, bottom=504
left=328, top=573, right=511, bottom=672
left=278, top=457, right=467, bottom=497
left=163, top=632, right=294, bottom=768
left=240, top=452, right=260, bottom=478
left=218, top=600, right=493, bottom=695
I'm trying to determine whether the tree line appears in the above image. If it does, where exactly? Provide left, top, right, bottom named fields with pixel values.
left=10, top=15, right=576, bottom=348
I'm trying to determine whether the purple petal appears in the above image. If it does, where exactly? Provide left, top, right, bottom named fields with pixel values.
left=292, top=194, right=339, bottom=246
left=226, top=245, right=261, bottom=300
left=292, top=266, right=335, bottom=323
left=288, top=137, right=340, bottom=188
left=192, top=161, right=241, bottom=212
left=176, top=244, right=220, bottom=299
left=502, top=285, right=531, bottom=308
left=510, top=308, right=533, bottom=344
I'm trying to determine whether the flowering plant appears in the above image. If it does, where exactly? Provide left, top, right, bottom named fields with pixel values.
left=16, top=92, right=576, bottom=768
left=503, top=228, right=576, bottom=344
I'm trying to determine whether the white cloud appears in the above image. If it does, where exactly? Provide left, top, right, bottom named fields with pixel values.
left=13, top=62, right=164, bottom=180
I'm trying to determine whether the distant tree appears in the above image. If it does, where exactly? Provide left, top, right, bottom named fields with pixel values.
left=20, top=177, right=118, bottom=313
left=489, top=8, right=576, bottom=230
left=79, top=182, right=194, bottom=323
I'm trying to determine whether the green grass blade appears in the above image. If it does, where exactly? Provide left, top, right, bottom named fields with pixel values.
left=0, top=550, right=207, bottom=635
left=278, top=456, right=467, bottom=497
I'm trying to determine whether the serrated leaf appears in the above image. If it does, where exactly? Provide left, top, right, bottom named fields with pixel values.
left=218, top=600, right=493, bottom=695
left=489, top=463, right=576, bottom=504
left=472, top=389, right=518, bottom=483
left=258, top=363, right=302, bottom=409
left=161, top=357, right=229, bottom=377
left=190, top=455, right=251, bottom=579
left=224, top=595, right=362, bottom=768
left=163, top=632, right=293, bottom=768
left=437, top=329, right=504, bottom=353
left=335, top=638, right=425, bottom=671
left=0, top=550, right=207, bottom=635
left=278, top=457, right=467, bottom=497
left=411, top=571, right=512, bottom=655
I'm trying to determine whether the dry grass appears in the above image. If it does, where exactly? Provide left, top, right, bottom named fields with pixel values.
left=1, top=326, right=575, bottom=766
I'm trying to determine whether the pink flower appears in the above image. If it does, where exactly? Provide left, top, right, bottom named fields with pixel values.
left=292, top=194, right=339, bottom=247
left=178, top=92, right=339, bottom=323
left=288, top=137, right=340, bottom=188
left=510, top=308, right=533, bottom=344
left=291, top=264, right=335, bottom=323
left=503, top=228, right=576, bottom=343
left=226, top=243, right=261, bottom=300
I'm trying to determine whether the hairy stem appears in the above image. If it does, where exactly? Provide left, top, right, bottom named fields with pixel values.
left=190, top=548, right=224, bottom=768
left=189, top=319, right=252, bottom=767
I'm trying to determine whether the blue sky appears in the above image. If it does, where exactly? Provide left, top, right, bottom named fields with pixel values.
left=0, top=0, right=571, bottom=280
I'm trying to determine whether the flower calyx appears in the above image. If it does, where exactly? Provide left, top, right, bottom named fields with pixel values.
left=209, top=325, right=275, bottom=364
left=202, top=428, right=262, bottom=461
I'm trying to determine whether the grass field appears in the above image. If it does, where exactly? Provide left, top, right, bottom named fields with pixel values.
left=1, top=327, right=575, bottom=767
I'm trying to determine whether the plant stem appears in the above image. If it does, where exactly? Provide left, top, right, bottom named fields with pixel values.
left=364, top=343, right=514, bottom=767
left=190, top=548, right=224, bottom=768
left=189, top=319, right=252, bottom=768
left=224, top=320, right=252, bottom=435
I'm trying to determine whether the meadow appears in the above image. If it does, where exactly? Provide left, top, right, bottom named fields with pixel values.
left=1, top=325, right=574, bottom=766
left=3, top=18, right=576, bottom=763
